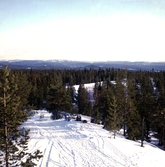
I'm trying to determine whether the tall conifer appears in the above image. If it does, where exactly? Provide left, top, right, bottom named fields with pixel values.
left=46, top=84, right=72, bottom=119
left=0, top=66, right=42, bottom=166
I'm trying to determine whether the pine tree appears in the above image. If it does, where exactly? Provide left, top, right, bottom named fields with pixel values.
left=133, top=72, right=154, bottom=146
left=46, top=84, right=72, bottom=119
left=122, top=76, right=141, bottom=139
left=14, top=71, right=31, bottom=111
left=96, top=82, right=108, bottom=122
left=77, top=84, right=89, bottom=115
left=126, top=100, right=141, bottom=140
left=91, top=82, right=101, bottom=123
left=0, top=66, right=42, bottom=166
left=105, top=95, right=122, bottom=139
left=151, top=72, right=165, bottom=150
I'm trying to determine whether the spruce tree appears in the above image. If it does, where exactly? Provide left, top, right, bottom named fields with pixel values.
left=123, top=77, right=141, bottom=139
left=133, top=72, right=155, bottom=146
left=92, top=82, right=102, bottom=123
left=151, top=73, right=165, bottom=150
left=96, top=82, right=108, bottom=122
left=126, top=100, right=141, bottom=140
left=46, top=84, right=72, bottom=119
left=77, top=84, right=89, bottom=115
left=105, top=95, right=122, bottom=139
left=0, top=66, right=42, bottom=166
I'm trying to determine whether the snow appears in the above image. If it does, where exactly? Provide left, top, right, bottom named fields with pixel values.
left=23, top=110, right=165, bottom=167
left=72, top=83, right=96, bottom=93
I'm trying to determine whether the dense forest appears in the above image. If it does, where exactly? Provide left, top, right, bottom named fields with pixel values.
left=0, top=65, right=165, bottom=165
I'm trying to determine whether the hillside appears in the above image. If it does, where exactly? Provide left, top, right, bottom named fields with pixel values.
left=22, top=110, right=165, bottom=167
left=0, top=60, right=165, bottom=71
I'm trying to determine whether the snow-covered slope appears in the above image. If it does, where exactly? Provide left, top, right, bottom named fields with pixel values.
left=23, top=110, right=165, bottom=167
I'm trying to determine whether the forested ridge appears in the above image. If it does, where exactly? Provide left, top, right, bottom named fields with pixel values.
left=0, top=66, right=165, bottom=165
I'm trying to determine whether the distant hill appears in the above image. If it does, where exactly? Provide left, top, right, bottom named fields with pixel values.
left=0, top=60, right=165, bottom=71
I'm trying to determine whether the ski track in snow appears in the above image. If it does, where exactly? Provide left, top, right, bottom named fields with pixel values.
left=86, top=123, right=136, bottom=166
left=24, top=110, right=139, bottom=167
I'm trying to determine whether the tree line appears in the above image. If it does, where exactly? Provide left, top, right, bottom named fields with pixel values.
left=0, top=66, right=165, bottom=165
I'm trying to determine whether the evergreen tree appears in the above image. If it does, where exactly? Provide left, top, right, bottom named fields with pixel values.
left=46, top=84, right=72, bottom=119
left=134, top=72, right=156, bottom=146
left=96, top=82, right=108, bottom=122
left=151, top=108, right=165, bottom=150
left=105, top=95, right=122, bottom=139
left=14, top=72, right=31, bottom=110
left=126, top=100, right=141, bottom=140
left=151, top=72, right=165, bottom=150
left=92, top=82, right=102, bottom=123
left=122, top=76, right=141, bottom=139
left=77, top=84, right=89, bottom=115
left=0, top=66, right=42, bottom=166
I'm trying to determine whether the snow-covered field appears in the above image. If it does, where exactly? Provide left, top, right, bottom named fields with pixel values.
left=23, top=110, right=165, bottom=167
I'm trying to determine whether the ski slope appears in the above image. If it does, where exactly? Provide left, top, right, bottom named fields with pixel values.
left=23, top=110, right=165, bottom=167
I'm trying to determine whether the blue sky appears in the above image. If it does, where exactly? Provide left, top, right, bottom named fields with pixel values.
left=0, top=0, right=165, bottom=62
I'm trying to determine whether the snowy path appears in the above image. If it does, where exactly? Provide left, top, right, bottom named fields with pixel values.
left=23, top=110, right=165, bottom=167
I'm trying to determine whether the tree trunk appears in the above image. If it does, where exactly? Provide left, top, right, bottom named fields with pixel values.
left=123, top=117, right=126, bottom=136
left=114, top=130, right=116, bottom=139
left=123, top=96, right=127, bottom=136
left=4, top=88, right=9, bottom=167
left=4, top=117, right=8, bottom=167
left=141, top=117, right=145, bottom=147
